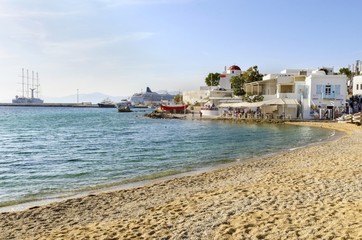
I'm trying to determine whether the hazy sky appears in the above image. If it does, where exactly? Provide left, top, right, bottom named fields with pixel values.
left=1, top=0, right=361, bottom=102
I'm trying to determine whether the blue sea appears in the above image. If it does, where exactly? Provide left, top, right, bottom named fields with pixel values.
left=0, top=106, right=334, bottom=210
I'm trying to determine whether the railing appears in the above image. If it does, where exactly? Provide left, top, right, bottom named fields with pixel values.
left=277, top=93, right=301, bottom=99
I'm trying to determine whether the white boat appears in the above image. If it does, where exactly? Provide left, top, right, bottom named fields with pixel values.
left=116, top=99, right=132, bottom=112
left=200, top=107, right=220, bottom=116
left=130, top=87, right=175, bottom=106
left=97, top=98, right=116, bottom=108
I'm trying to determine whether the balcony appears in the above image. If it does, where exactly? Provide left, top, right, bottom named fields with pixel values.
left=277, top=93, right=301, bottom=99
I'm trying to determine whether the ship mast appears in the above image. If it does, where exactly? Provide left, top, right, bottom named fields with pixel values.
left=30, top=71, right=35, bottom=99
left=21, top=68, right=25, bottom=98
left=36, top=72, right=39, bottom=98
left=26, top=69, right=29, bottom=98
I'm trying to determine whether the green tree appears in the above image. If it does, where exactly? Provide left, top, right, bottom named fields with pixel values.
left=243, top=66, right=263, bottom=83
left=230, top=65, right=263, bottom=96
left=242, top=94, right=264, bottom=102
left=205, top=72, right=220, bottom=86
left=230, top=75, right=246, bottom=96
left=339, top=67, right=352, bottom=79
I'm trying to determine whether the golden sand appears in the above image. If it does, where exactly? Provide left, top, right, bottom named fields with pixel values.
left=0, top=122, right=361, bottom=239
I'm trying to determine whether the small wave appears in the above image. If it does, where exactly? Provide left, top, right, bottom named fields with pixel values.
left=201, top=158, right=236, bottom=166
left=289, top=146, right=303, bottom=151
left=66, top=158, right=82, bottom=162
left=63, top=172, right=89, bottom=179
left=0, top=198, right=40, bottom=208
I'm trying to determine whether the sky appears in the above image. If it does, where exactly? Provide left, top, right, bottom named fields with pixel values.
left=1, top=0, right=362, bottom=102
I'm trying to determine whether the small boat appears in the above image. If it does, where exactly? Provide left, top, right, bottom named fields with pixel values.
left=98, top=98, right=116, bottom=108
left=160, top=104, right=188, bottom=112
left=116, top=99, right=132, bottom=112
left=133, top=104, right=149, bottom=108
left=118, top=106, right=132, bottom=112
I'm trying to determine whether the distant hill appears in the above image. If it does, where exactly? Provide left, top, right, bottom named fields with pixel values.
left=43, top=90, right=178, bottom=104
left=43, top=92, right=129, bottom=104
left=156, top=90, right=180, bottom=95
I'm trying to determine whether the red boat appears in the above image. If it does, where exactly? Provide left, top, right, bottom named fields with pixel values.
left=160, top=104, right=188, bottom=111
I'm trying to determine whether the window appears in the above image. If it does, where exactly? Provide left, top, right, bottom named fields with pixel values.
left=360, top=84, right=362, bottom=90
left=325, top=85, right=331, bottom=95
left=299, top=70, right=307, bottom=76
left=358, top=84, right=359, bottom=90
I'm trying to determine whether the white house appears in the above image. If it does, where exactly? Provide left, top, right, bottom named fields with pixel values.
left=304, top=68, right=347, bottom=119
left=352, top=75, right=362, bottom=96
left=245, top=67, right=348, bottom=119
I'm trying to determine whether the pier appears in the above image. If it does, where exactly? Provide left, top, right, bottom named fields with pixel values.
left=0, top=103, right=98, bottom=108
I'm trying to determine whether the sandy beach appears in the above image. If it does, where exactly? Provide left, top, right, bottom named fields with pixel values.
left=1, top=122, right=362, bottom=239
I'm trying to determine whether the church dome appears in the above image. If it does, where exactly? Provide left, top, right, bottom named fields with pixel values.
left=228, top=65, right=241, bottom=71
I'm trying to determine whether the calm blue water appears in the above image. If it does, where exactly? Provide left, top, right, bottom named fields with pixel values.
left=0, top=107, right=333, bottom=208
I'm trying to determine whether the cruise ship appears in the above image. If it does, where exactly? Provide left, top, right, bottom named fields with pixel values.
left=130, top=87, right=174, bottom=106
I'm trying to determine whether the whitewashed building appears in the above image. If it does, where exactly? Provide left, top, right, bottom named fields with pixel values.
left=219, top=65, right=243, bottom=90
left=183, top=65, right=243, bottom=105
left=352, top=75, right=362, bottom=96
left=245, top=67, right=348, bottom=119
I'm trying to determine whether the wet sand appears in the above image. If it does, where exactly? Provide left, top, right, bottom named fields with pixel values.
left=1, top=122, right=362, bottom=239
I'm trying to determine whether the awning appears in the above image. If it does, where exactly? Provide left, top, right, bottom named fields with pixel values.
left=283, top=98, right=300, bottom=105
left=218, top=101, right=263, bottom=108
left=218, top=98, right=299, bottom=108
left=262, top=98, right=299, bottom=106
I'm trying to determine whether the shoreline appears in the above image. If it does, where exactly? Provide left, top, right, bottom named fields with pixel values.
left=0, top=121, right=337, bottom=213
left=1, top=122, right=361, bottom=239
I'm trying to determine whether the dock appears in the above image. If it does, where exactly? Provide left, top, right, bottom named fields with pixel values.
left=0, top=103, right=99, bottom=108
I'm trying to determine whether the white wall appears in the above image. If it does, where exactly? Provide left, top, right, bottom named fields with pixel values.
left=183, top=90, right=210, bottom=104
left=219, top=76, right=231, bottom=90
left=304, top=74, right=347, bottom=119
left=277, top=76, right=294, bottom=84
left=353, top=76, right=362, bottom=95
left=280, top=69, right=312, bottom=76
left=219, top=69, right=242, bottom=90
left=306, top=75, right=347, bottom=106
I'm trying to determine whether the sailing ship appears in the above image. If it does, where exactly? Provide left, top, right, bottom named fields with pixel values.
left=12, top=69, right=44, bottom=104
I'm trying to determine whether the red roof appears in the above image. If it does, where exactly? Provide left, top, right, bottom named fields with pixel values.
left=228, top=65, right=241, bottom=71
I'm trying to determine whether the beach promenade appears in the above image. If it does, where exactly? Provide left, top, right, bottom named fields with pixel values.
left=0, top=122, right=361, bottom=239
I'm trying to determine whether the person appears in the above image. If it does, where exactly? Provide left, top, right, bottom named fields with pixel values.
left=199, top=111, right=202, bottom=118
left=192, top=111, right=194, bottom=118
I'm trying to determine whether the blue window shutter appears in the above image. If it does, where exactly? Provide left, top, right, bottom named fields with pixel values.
left=330, top=85, right=335, bottom=98
left=335, top=85, right=341, bottom=95
left=321, top=85, right=326, bottom=98
left=316, top=85, right=322, bottom=94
